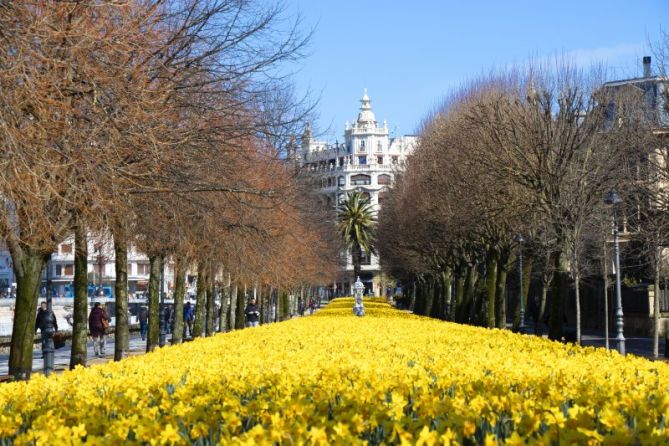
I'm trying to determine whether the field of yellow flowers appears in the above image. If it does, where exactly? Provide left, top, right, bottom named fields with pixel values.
left=1, top=298, right=668, bottom=445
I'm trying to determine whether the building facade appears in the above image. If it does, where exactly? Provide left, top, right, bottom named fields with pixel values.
left=299, top=90, right=418, bottom=295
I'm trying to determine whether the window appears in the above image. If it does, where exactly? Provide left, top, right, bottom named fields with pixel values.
left=137, top=264, right=150, bottom=275
left=360, top=140, right=365, bottom=152
left=339, top=157, right=344, bottom=166
left=360, top=252, right=372, bottom=265
left=358, top=156, right=367, bottom=165
left=392, top=156, right=399, bottom=164
left=378, top=174, right=391, bottom=185
left=55, top=264, right=74, bottom=276
left=377, top=156, right=383, bottom=165
left=338, top=176, right=345, bottom=186
left=351, top=174, right=371, bottom=186
left=60, top=243, right=73, bottom=254
left=377, top=141, right=383, bottom=152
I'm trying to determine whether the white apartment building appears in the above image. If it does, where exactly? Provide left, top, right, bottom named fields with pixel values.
left=298, top=90, right=418, bottom=296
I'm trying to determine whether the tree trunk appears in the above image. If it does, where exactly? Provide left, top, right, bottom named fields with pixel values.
left=235, top=285, right=245, bottom=329
left=485, top=251, right=498, bottom=328
left=113, top=226, right=129, bottom=361
left=281, top=290, right=290, bottom=321
left=205, top=266, right=215, bottom=336
left=536, top=281, right=549, bottom=335
left=425, top=276, right=436, bottom=317
left=353, top=244, right=362, bottom=282
left=171, top=256, right=187, bottom=343
left=146, top=255, right=162, bottom=352
left=70, top=223, right=88, bottom=369
left=228, top=283, right=238, bottom=330
left=193, top=261, right=207, bottom=338
left=464, top=264, right=478, bottom=323
left=549, top=250, right=568, bottom=341
left=453, top=269, right=465, bottom=322
left=218, top=272, right=230, bottom=332
left=8, top=249, right=47, bottom=380
left=575, top=270, right=581, bottom=345
left=653, top=247, right=661, bottom=358
left=495, top=252, right=508, bottom=329
left=443, top=267, right=453, bottom=321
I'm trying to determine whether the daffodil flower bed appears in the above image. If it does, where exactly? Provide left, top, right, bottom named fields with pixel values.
left=1, top=298, right=668, bottom=445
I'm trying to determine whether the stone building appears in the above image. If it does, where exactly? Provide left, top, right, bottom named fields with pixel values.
left=298, top=90, right=418, bottom=295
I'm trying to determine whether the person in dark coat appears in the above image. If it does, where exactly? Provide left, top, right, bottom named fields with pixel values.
left=183, top=302, right=194, bottom=338
left=35, top=301, right=57, bottom=356
left=138, top=306, right=148, bottom=341
left=244, top=298, right=260, bottom=328
left=88, top=302, right=109, bottom=358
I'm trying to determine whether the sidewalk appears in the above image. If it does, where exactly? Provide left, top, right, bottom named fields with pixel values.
left=0, top=333, right=172, bottom=376
left=580, top=331, right=667, bottom=360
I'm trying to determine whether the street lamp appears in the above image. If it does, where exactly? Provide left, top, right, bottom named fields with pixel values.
left=353, top=277, right=365, bottom=316
left=43, top=254, right=55, bottom=376
left=515, top=234, right=526, bottom=334
left=604, top=190, right=625, bottom=356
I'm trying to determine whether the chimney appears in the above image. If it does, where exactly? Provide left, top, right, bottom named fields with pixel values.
left=643, top=56, right=651, bottom=77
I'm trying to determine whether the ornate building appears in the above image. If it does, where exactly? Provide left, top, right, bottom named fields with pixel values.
left=298, top=90, right=418, bottom=295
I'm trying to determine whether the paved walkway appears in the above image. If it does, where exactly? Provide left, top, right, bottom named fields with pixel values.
left=0, top=333, right=174, bottom=376
left=580, top=331, right=667, bottom=360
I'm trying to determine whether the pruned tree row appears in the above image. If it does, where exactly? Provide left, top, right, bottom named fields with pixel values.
left=378, top=57, right=667, bottom=354
left=0, top=1, right=336, bottom=380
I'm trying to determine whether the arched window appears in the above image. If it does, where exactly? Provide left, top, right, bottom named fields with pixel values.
left=377, top=174, right=391, bottom=185
left=338, top=176, right=345, bottom=186
left=351, top=174, right=371, bottom=186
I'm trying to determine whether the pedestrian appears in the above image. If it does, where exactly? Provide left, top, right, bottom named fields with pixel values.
left=183, top=301, right=194, bottom=338
left=35, top=301, right=57, bottom=357
left=138, top=306, right=148, bottom=341
left=308, top=297, right=315, bottom=315
left=88, top=302, right=109, bottom=358
left=244, top=298, right=260, bottom=327
left=163, top=305, right=173, bottom=334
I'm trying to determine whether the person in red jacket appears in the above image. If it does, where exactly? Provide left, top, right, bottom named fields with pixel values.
left=88, top=302, right=109, bottom=358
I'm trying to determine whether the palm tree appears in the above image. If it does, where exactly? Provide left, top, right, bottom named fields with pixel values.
left=337, top=191, right=376, bottom=282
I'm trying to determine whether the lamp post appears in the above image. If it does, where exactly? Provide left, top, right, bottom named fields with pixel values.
left=353, top=277, right=365, bottom=316
left=43, top=254, right=55, bottom=376
left=605, top=190, right=625, bottom=356
left=515, top=234, right=526, bottom=334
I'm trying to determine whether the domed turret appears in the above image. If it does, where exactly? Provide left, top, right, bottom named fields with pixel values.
left=356, top=88, right=376, bottom=125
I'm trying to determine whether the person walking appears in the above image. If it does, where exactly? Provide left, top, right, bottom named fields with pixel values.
left=138, top=306, right=148, bottom=341
left=308, top=297, right=316, bottom=315
left=88, top=302, right=109, bottom=358
left=163, top=305, right=173, bottom=335
left=244, top=298, right=260, bottom=328
left=35, top=301, right=57, bottom=357
left=183, top=301, right=194, bottom=338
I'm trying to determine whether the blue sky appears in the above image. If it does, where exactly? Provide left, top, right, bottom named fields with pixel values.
left=286, top=0, right=667, bottom=138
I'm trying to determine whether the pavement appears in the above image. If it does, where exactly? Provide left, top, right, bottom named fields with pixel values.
left=0, top=333, right=174, bottom=376
left=580, top=331, right=667, bottom=360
